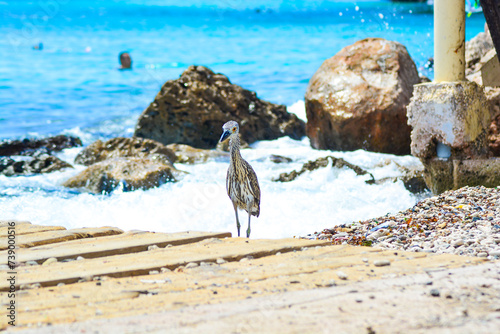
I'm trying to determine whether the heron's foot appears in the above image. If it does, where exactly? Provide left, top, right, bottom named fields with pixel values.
left=246, top=227, right=251, bottom=238
left=237, top=222, right=241, bottom=237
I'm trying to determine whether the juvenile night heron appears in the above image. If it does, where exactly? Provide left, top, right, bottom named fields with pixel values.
left=219, top=120, right=261, bottom=238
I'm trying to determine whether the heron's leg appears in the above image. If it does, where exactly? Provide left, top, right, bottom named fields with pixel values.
left=233, top=202, right=241, bottom=237
left=246, top=214, right=252, bottom=238
left=246, top=203, right=252, bottom=238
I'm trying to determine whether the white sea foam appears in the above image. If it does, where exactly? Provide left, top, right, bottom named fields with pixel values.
left=287, top=100, right=307, bottom=122
left=0, top=134, right=423, bottom=239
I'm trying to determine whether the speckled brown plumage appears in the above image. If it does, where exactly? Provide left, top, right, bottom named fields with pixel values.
left=220, top=120, right=260, bottom=238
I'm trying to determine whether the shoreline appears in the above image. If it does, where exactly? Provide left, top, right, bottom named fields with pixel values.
left=315, top=185, right=500, bottom=260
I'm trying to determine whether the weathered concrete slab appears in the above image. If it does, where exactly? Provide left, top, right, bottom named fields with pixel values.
left=0, top=224, right=65, bottom=238
left=0, top=237, right=330, bottom=291
left=0, top=220, right=31, bottom=228
left=0, top=226, right=123, bottom=250
left=11, top=261, right=499, bottom=334
left=3, top=230, right=232, bottom=264
left=0, top=223, right=494, bottom=332
left=1, top=242, right=488, bottom=330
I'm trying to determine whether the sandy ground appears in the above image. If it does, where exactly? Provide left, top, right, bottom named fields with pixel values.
left=12, top=260, right=499, bottom=334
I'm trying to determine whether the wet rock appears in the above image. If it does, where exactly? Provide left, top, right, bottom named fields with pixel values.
left=166, top=143, right=228, bottom=164
left=269, top=154, right=292, bottom=164
left=75, top=137, right=176, bottom=167
left=134, top=65, right=305, bottom=149
left=273, top=156, right=374, bottom=183
left=63, top=157, right=182, bottom=194
left=374, top=163, right=428, bottom=194
left=305, top=38, right=419, bottom=155
left=400, top=167, right=428, bottom=194
left=465, top=31, right=493, bottom=75
left=0, top=135, right=82, bottom=157
left=0, top=154, right=73, bottom=176
left=0, top=157, right=15, bottom=173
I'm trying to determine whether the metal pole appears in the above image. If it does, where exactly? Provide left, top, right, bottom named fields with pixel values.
left=434, top=0, right=466, bottom=82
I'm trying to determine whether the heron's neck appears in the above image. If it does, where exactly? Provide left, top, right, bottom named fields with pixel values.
left=229, top=134, right=242, bottom=162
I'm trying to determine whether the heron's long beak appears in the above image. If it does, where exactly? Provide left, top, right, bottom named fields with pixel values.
left=219, top=130, right=231, bottom=143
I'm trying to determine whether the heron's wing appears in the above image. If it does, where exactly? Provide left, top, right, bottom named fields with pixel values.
left=242, top=160, right=260, bottom=210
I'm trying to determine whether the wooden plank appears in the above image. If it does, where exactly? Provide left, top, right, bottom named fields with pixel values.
left=0, top=238, right=331, bottom=291
left=0, top=220, right=31, bottom=228
left=4, top=245, right=485, bottom=329
left=7, top=230, right=232, bottom=264
left=0, top=224, right=65, bottom=237
left=0, top=226, right=124, bottom=251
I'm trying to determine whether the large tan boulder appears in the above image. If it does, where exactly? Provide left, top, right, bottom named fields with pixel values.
left=305, top=38, right=420, bottom=155
left=63, top=157, right=181, bottom=194
left=134, top=65, right=305, bottom=149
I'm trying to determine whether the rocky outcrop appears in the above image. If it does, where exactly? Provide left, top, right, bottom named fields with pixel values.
left=465, top=31, right=494, bottom=76
left=134, top=65, right=305, bottom=149
left=0, top=155, right=73, bottom=176
left=166, top=144, right=228, bottom=164
left=274, top=156, right=427, bottom=194
left=305, top=38, right=420, bottom=155
left=464, top=31, right=500, bottom=156
left=273, top=156, right=375, bottom=183
left=0, top=135, right=79, bottom=176
left=373, top=164, right=428, bottom=194
left=63, top=157, right=182, bottom=194
left=74, top=137, right=176, bottom=167
left=65, top=137, right=184, bottom=193
left=0, top=135, right=82, bottom=156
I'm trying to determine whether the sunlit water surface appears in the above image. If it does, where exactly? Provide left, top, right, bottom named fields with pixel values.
left=0, top=1, right=486, bottom=237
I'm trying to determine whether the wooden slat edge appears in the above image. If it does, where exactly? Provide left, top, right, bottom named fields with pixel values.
left=0, top=226, right=124, bottom=250
left=2, top=239, right=329, bottom=291
left=0, top=225, right=66, bottom=238
left=0, top=220, right=31, bottom=228
left=19, top=231, right=233, bottom=264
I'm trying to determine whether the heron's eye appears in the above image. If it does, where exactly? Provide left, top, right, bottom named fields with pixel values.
left=232, top=127, right=236, bottom=132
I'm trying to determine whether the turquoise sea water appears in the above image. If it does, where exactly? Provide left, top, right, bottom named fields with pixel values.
left=1, top=0, right=485, bottom=142
left=0, top=1, right=488, bottom=238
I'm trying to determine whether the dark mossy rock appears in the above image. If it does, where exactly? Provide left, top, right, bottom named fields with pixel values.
left=273, top=156, right=374, bottom=183
left=74, top=137, right=176, bottom=167
left=0, top=135, right=82, bottom=157
left=134, top=65, right=305, bottom=149
left=63, top=157, right=183, bottom=194
left=0, top=155, right=73, bottom=176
